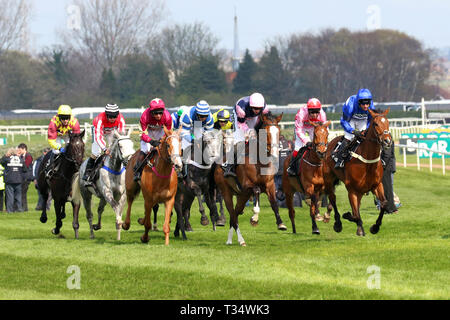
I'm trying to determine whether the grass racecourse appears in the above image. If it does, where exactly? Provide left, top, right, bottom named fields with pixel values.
left=0, top=133, right=449, bottom=300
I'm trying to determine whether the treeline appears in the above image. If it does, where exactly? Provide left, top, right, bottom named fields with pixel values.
left=0, top=1, right=439, bottom=110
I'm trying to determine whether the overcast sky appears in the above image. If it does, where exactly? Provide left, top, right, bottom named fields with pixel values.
left=29, top=0, right=450, bottom=54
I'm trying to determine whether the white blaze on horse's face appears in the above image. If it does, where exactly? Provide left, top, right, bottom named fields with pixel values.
left=204, top=131, right=221, bottom=162
left=170, top=136, right=183, bottom=169
left=269, top=126, right=280, bottom=157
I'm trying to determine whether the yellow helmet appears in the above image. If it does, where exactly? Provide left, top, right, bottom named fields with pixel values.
left=217, top=109, right=231, bottom=121
left=58, top=105, right=72, bottom=116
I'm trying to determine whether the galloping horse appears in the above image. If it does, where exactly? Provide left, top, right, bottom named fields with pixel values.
left=323, top=109, right=392, bottom=236
left=173, top=129, right=222, bottom=239
left=37, top=131, right=85, bottom=237
left=282, top=121, right=332, bottom=235
left=123, top=127, right=182, bottom=245
left=214, top=113, right=285, bottom=246
left=76, top=130, right=135, bottom=240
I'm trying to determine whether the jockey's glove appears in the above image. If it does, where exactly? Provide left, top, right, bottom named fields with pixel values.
left=150, top=140, right=161, bottom=147
left=353, top=130, right=363, bottom=138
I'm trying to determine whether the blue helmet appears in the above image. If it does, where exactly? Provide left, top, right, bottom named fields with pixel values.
left=195, top=100, right=210, bottom=116
left=357, top=89, right=373, bottom=103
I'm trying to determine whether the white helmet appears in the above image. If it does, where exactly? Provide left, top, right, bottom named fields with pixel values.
left=249, top=93, right=265, bottom=108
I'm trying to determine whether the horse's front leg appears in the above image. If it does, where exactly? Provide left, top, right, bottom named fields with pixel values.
left=203, top=188, right=219, bottom=231
left=163, top=196, right=176, bottom=246
left=250, top=189, right=260, bottom=227
left=93, top=198, right=107, bottom=231
left=71, top=201, right=81, bottom=239
left=232, top=192, right=252, bottom=247
left=266, top=180, right=287, bottom=231
left=197, top=194, right=210, bottom=226
left=343, top=190, right=365, bottom=236
left=114, top=192, right=127, bottom=241
left=309, top=192, right=320, bottom=235
left=52, top=199, right=64, bottom=236
left=370, top=183, right=387, bottom=235
left=141, top=198, right=154, bottom=244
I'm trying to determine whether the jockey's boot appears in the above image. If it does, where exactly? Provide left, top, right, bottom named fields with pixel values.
left=133, top=151, right=147, bottom=182
left=45, top=152, right=59, bottom=179
left=334, top=139, right=350, bottom=169
left=222, top=162, right=236, bottom=178
left=83, top=157, right=96, bottom=185
left=287, top=152, right=300, bottom=176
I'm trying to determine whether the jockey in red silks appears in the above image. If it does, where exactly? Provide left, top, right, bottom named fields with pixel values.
left=134, top=98, right=172, bottom=182
left=287, top=98, right=327, bottom=176
left=83, top=104, right=126, bottom=185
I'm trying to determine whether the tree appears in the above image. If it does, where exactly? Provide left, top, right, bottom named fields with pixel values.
left=63, top=0, right=166, bottom=69
left=232, top=49, right=257, bottom=95
left=118, top=53, right=171, bottom=106
left=0, top=0, right=32, bottom=53
left=148, top=22, right=221, bottom=84
left=99, top=68, right=118, bottom=100
left=176, top=55, right=227, bottom=99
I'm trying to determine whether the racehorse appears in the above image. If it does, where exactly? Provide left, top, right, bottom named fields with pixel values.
left=282, top=121, right=332, bottom=234
left=214, top=113, right=285, bottom=246
left=122, top=127, right=182, bottom=245
left=76, top=130, right=135, bottom=240
left=323, top=108, right=392, bottom=236
left=37, top=130, right=85, bottom=237
left=173, top=129, right=222, bottom=239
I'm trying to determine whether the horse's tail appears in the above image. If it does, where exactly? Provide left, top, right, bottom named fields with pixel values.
left=71, top=172, right=82, bottom=206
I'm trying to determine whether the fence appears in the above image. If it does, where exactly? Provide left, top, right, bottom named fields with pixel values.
left=397, top=144, right=450, bottom=175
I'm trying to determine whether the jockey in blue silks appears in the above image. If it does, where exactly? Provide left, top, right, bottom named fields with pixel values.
left=171, top=106, right=190, bottom=130
left=334, top=88, right=376, bottom=168
left=179, top=100, right=214, bottom=177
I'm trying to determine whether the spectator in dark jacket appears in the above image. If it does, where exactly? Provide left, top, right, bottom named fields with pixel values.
left=17, top=143, right=33, bottom=212
left=376, top=143, right=397, bottom=214
left=1, top=148, right=26, bottom=213
left=33, top=148, right=52, bottom=211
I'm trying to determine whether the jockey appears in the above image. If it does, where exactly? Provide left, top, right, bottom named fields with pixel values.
left=213, top=108, right=234, bottom=131
left=179, top=100, right=214, bottom=177
left=45, top=105, right=81, bottom=177
left=83, top=104, right=126, bottom=185
left=334, top=88, right=375, bottom=168
left=287, top=98, right=327, bottom=176
left=134, top=98, right=172, bottom=182
left=171, top=106, right=190, bottom=130
left=222, top=93, right=269, bottom=177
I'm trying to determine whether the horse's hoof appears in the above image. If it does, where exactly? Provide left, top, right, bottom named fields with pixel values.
left=334, top=222, right=343, bottom=233
left=93, top=224, right=101, bottom=231
left=200, top=217, right=210, bottom=226
left=240, top=242, right=247, bottom=247
left=40, top=216, right=47, bottom=224
left=186, top=225, right=193, bottom=232
left=61, top=213, right=66, bottom=220
left=312, top=229, right=320, bottom=235
left=370, top=224, right=380, bottom=234
left=315, top=214, right=324, bottom=222
left=140, top=236, right=149, bottom=244
left=250, top=219, right=259, bottom=227
left=278, top=224, right=287, bottom=231
left=343, top=212, right=353, bottom=221
left=216, top=218, right=226, bottom=227
left=52, top=228, right=59, bottom=235
left=137, top=218, right=145, bottom=226
left=323, top=216, right=331, bottom=223
left=152, top=225, right=159, bottom=231
left=122, top=223, right=130, bottom=231
left=357, top=229, right=366, bottom=237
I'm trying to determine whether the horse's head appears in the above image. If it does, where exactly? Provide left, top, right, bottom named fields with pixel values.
left=222, top=129, right=235, bottom=155
left=67, top=130, right=85, bottom=168
left=113, top=129, right=135, bottom=166
left=161, top=126, right=183, bottom=173
left=202, top=130, right=221, bottom=164
left=368, top=108, right=392, bottom=150
left=309, top=121, right=331, bottom=159
left=259, top=113, right=283, bottom=157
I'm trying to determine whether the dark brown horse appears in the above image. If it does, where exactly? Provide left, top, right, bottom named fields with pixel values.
left=282, top=121, right=332, bottom=235
left=214, top=113, right=285, bottom=246
left=323, top=109, right=392, bottom=236
left=122, top=127, right=182, bottom=245
left=37, top=131, right=85, bottom=237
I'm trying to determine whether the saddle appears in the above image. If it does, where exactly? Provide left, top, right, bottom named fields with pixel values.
left=90, top=155, right=107, bottom=183
left=332, top=136, right=362, bottom=163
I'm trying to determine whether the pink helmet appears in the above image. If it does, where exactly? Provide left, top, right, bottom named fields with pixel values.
left=249, top=93, right=265, bottom=108
left=149, top=98, right=165, bottom=111
left=307, top=98, right=322, bottom=110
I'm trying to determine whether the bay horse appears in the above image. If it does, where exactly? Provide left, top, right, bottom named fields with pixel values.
left=282, top=121, right=332, bottom=235
left=76, top=130, right=135, bottom=240
left=173, top=129, right=222, bottom=239
left=323, top=108, right=392, bottom=236
left=122, top=127, right=182, bottom=245
left=214, top=113, right=285, bottom=246
left=37, top=130, right=85, bottom=237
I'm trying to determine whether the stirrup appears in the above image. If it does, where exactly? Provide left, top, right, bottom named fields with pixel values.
left=287, top=166, right=297, bottom=176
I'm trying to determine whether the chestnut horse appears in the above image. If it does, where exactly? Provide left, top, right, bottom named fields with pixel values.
left=282, top=121, right=332, bottom=235
left=323, top=109, right=392, bottom=236
left=214, top=113, right=284, bottom=246
left=122, top=127, right=182, bottom=245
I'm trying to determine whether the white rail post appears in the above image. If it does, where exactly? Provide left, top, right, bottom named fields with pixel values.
left=403, top=146, right=407, bottom=168
left=443, top=154, right=446, bottom=176
left=417, top=149, right=420, bottom=171
left=429, top=152, right=433, bottom=172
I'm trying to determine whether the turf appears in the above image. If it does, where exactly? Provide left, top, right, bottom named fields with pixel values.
left=0, top=165, right=449, bottom=300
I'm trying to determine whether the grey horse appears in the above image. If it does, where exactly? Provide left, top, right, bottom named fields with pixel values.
left=75, top=130, right=135, bottom=240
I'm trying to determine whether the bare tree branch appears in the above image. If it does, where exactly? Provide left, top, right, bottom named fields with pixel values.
left=0, top=0, right=32, bottom=53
